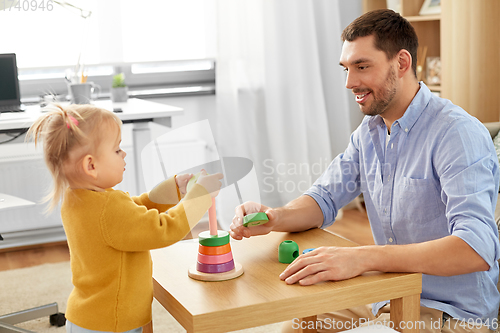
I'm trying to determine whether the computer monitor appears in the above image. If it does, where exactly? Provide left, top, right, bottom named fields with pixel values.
left=0, top=53, right=23, bottom=112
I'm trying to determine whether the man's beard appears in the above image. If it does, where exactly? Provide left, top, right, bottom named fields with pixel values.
left=356, top=66, right=397, bottom=117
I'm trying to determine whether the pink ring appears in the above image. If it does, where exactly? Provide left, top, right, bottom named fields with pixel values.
left=197, top=252, right=233, bottom=265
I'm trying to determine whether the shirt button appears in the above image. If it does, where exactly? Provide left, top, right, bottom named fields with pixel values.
left=391, top=143, right=394, bottom=149
left=388, top=238, right=393, bottom=243
left=404, top=128, right=408, bottom=133
left=384, top=208, right=387, bottom=213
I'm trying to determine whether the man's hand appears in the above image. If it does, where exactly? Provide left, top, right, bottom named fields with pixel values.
left=279, top=235, right=491, bottom=286
left=229, top=201, right=278, bottom=240
left=279, top=246, right=366, bottom=286
left=175, top=173, right=193, bottom=195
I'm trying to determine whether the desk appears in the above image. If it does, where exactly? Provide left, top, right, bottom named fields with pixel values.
left=0, top=193, right=35, bottom=212
left=0, top=193, right=35, bottom=241
left=151, top=229, right=422, bottom=333
left=0, top=98, right=183, bottom=194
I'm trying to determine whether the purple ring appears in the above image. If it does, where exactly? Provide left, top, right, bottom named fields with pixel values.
left=196, top=259, right=235, bottom=273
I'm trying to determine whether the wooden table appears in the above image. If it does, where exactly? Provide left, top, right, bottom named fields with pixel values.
left=151, top=229, right=422, bottom=333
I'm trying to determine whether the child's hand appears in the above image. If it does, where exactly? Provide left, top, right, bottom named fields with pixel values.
left=175, top=173, right=193, bottom=195
left=196, top=170, right=223, bottom=198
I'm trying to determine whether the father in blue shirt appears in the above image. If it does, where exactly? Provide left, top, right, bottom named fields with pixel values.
left=230, top=9, right=500, bottom=333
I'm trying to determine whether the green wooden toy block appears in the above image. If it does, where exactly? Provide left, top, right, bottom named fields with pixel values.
left=198, top=230, right=230, bottom=247
left=242, top=212, right=269, bottom=227
left=279, top=240, right=299, bottom=264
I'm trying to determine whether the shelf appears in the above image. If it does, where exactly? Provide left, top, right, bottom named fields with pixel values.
left=405, top=14, right=441, bottom=22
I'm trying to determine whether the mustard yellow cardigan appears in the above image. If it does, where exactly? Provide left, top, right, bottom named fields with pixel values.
left=61, top=178, right=211, bottom=332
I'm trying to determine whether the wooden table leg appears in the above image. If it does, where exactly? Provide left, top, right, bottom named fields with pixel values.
left=390, top=294, right=420, bottom=333
left=296, top=315, right=317, bottom=333
left=143, top=320, right=153, bottom=333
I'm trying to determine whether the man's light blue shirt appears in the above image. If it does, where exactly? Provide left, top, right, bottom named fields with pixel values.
left=305, top=82, right=500, bottom=324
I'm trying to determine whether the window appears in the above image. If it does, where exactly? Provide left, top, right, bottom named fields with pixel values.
left=120, top=0, right=216, bottom=63
left=0, top=0, right=216, bottom=98
left=0, top=0, right=216, bottom=67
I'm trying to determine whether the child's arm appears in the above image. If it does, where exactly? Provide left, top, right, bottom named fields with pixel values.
left=100, top=185, right=212, bottom=251
left=132, top=174, right=190, bottom=211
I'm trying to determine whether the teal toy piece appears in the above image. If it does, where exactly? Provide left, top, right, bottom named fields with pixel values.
left=243, top=212, right=269, bottom=227
left=279, top=240, right=299, bottom=264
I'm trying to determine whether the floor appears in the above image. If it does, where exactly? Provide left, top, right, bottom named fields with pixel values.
left=0, top=208, right=372, bottom=272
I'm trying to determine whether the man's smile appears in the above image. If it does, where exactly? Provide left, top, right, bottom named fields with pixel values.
left=355, top=91, right=371, bottom=104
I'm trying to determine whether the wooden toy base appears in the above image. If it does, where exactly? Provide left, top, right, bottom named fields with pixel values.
left=188, top=262, right=244, bottom=282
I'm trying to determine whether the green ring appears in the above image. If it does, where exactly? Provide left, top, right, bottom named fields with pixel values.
left=243, top=212, right=269, bottom=227
left=198, top=230, right=230, bottom=247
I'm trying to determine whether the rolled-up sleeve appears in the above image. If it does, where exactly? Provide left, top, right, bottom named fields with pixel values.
left=436, top=118, right=500, bottom=269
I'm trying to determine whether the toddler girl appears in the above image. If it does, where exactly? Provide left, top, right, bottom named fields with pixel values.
left=27, top=104, right=222, bottom=333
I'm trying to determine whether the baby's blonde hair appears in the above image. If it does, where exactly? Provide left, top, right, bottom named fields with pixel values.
left=26, top=104, right=122, bottom=212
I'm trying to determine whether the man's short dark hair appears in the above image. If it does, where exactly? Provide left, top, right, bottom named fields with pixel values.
left=341, top=9, right=419, bottom=77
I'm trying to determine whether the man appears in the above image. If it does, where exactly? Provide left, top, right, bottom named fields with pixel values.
left=230, top=9, right=500, bottom=333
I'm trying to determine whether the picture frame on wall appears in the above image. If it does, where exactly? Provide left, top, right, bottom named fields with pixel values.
left=419, top=0, right=441, bottom=15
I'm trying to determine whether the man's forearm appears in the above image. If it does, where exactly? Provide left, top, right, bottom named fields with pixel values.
left=272, top=195, right=324, bottom=232
left=360, top=235, right=490, bottom=276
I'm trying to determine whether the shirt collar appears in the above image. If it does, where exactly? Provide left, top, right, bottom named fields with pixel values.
left=368, top=82, right=432, bottom=134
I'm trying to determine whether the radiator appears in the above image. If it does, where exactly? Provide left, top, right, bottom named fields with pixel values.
left=0, top=139, right=208, bottom=249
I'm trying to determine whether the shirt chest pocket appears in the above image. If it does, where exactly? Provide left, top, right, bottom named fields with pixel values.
left=397, top=177, right=442, bottom=223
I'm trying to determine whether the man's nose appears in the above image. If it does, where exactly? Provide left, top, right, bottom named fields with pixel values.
left=345, top=70, right=359, bottom=90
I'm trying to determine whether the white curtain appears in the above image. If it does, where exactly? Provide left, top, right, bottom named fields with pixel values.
left=215, top=0, right=358, bottom=227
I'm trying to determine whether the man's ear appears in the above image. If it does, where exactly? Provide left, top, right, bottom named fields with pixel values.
left=81, top=154, right=98, bottom=179
left=396, top=49, right=412, bottom=77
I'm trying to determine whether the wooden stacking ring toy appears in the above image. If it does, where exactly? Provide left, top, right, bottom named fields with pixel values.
left=242, top=212, right=269, bottom=227
left=188, top=197, right=244, bottom=281
left=198, top=230, right=230, bottom=247
left=198, top=243, right=231, bottom=256
left=198, top=252, right=233, bottom=265
left=196, top=259, right=235, bottom=274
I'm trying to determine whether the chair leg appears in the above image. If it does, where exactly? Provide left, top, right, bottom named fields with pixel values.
left=0, top=303, right=65, bottom=332
left=0, top=321, right=34, bottom=333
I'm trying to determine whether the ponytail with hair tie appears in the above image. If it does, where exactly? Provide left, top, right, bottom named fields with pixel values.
left=67, top=115, right=79, bottom=129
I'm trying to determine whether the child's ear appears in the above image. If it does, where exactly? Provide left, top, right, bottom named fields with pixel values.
left=82, top=154, right=98, bottom=179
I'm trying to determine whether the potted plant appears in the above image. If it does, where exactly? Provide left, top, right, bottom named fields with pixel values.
left=111, top=73, right=128, bottom=103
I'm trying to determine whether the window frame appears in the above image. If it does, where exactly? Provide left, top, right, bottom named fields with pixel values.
left=19, top=59, right=216, bottom=103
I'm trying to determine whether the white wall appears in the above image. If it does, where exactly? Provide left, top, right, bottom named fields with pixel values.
left=339, top=0, right=364, bottom=131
